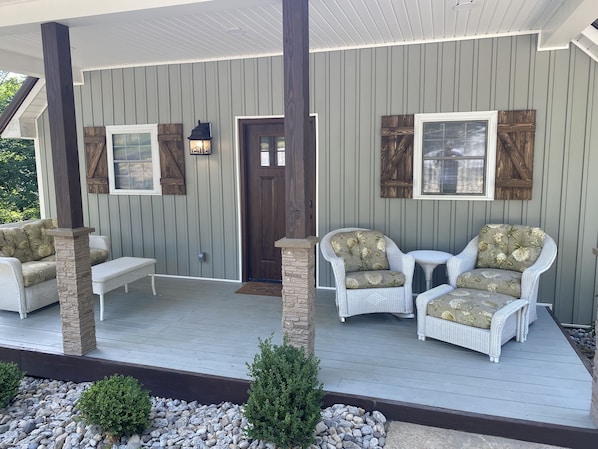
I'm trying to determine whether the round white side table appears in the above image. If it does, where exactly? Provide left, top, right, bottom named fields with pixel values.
left=408, top=250, right=453, bottom=291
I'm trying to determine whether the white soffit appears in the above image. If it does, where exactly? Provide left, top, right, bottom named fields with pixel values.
left=573, top=25, right=598, bottom=62
left=0, top=0, right=596, bottom=76
left=538, top=0, right=598, bottom=50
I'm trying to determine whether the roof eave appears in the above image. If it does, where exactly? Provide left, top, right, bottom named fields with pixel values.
left=0, top=76, right=40, bottom=137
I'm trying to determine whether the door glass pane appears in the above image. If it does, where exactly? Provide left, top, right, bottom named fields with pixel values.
left=276, top=137, right=285, bottom=166
left=260, top=136, right=271, bottom=167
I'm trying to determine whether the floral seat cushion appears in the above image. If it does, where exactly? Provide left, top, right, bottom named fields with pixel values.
left=330, top=230, right=390, bottom=272
left=426, top=288, right=518, bottom=329
left=456, top=268, right=522, bottom=298
left=345, top=270, right=405, bottom=289
left=476, top=224, right=545, bottom=272
left=21, top=260, right=57, bottom=288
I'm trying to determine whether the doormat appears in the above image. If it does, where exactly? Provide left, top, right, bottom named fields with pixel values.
left=235, top=282, right=282, bottom=297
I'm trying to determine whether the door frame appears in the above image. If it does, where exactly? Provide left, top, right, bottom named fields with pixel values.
left=236, top=115, right=319, bottom=282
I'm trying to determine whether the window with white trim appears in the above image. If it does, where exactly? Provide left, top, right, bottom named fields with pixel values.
left=413, top=111, right=498, bottom=200
left=106, top=124, right=161, bottom=195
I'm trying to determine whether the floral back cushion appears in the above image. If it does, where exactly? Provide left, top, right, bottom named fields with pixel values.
left=476, top=224, right=545, bottom=272
left=330, top=230, right=390, bottom=273
left=23, top=219, right=56, bottom=260
left=0, top=227, right=35, bottom=262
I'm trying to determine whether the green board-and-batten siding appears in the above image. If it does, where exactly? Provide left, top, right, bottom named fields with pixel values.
left=35, top=34, right=598, bottom=324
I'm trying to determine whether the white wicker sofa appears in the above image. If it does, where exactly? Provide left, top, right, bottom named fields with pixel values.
left=0, top=218, right=109, bottom=318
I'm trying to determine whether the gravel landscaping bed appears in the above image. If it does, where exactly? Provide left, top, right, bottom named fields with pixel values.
left=0, top=377, right=388, bottom=449
left=564, top=326, right=595, bottom=369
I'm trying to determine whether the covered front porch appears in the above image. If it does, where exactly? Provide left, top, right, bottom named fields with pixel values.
left=0, top=277, right=595, bottom=448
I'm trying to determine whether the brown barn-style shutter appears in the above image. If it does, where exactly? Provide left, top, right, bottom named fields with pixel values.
left=380, top=114, right=414, bottom=198
left=84, top=126, right=109, bottom=194
left=85, top=124, right=186, bottom=195
left=380, top=111, right=535, bottom=200
left=158, top=123, right=186, bottom=195
left=495, top=110, right=535, bottom=200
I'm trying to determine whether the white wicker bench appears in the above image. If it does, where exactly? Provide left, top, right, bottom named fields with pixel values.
left=416, top=284, right=529, bottom=362
left=92, top=257, right=156, bottom=321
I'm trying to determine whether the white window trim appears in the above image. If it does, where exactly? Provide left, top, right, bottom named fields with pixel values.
left=413, top=111, right=497, bottom=201
left=106, top=124, right=161, bottom=195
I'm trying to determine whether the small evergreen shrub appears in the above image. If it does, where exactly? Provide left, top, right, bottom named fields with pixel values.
left=76, top=374, right=151, bottom=441
left=244, top=335, right=324, bottom=449
left=0, top=361, right=24, bottom=408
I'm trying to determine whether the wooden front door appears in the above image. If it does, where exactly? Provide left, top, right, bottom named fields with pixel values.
left=240, top=118, right=315, bottom=282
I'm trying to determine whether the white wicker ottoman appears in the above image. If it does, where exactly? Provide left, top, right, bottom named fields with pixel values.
left=416, top=284, right=529, bottom=362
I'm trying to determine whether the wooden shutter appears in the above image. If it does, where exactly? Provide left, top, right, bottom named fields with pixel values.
left=380, top=114, right=414, bottom=198
left=495, top=110, right=535, bottom=200
left=158, top=123, right=186, bottom=195
left=84, top=126, right=109, bottom=194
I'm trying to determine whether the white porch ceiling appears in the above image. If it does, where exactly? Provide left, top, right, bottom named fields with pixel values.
left=0, top=0, right=597, bottom=80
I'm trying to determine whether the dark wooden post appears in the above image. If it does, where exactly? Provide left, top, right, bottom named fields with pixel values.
left=41, top=22, right=83, bottom=229
left=276, top=0, right=318, bottom=353
left=42, top=22, right=96, bottom=356
left=283, top=0, right=311, bottom=239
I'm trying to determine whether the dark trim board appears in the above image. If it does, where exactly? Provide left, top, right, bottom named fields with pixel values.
left=0, top=346, right=249, bottom=406
left=0, top=76, right=38, bottom=134
left=1, top=345, right=596, bottom=449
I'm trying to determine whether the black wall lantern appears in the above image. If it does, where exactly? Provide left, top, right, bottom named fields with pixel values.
left=188, top=121, right=212, bottom=155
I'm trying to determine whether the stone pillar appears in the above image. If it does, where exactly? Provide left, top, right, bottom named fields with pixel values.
left=48, top=227, right=96, bottom=356
left=275, top=236, right=319, bottom=354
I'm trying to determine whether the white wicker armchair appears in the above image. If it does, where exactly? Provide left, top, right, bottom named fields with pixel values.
left=447, top=225, right=557, bottom=325
left=320, top=227, right=415, bottom=322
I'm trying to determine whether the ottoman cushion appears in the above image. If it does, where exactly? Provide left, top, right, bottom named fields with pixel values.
left=426, top=288, right=518, bottom=329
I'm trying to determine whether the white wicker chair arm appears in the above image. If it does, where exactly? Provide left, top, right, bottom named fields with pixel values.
left=0, top=257, right=27, bottom=318
left=447, top=236, right=479, bottom=287
left=415, top=284, right=454, bottom=338
left=520, top=234, right=557, bottom=299
left=415, top=284, right=454, bottom=310
left=386, top=241, right=415, bottom=279
left=320, top=228, right=350, bottom=289
left=489, top=299, right=528, bottom=330
left=490, top=299, right=529, bottom=346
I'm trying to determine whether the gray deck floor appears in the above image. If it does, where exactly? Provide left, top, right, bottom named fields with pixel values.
left=0, top=276, right=593, bottom=430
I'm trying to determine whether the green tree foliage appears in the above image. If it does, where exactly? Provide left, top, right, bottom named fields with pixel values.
left=0, top=73, right=39, bottom=223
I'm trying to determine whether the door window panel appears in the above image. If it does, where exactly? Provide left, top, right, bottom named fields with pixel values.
left=260, top=136, right=286, bottom=167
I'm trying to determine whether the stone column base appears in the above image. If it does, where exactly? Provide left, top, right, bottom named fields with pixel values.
left=275, top=236, right=319, bottom=354
left=48, top=227, right=97, bottom=356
